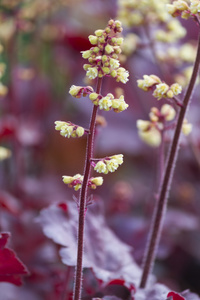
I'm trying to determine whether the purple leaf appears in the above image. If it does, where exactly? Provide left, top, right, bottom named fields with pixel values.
left=134, top=283, right=170, bottom=300
left=167, top=291, right=185, bottom=300
left=181, top=290, right=200, bottom=300
left=0, top=232, right=29, bottom=286
left=37, top=200, right=151, bottom=288
left=163, top=210, right=199, bottom=232
left=93, top=296, right=123, bottom=300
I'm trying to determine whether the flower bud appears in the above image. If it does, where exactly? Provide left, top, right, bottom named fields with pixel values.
left=105, top=44, right=114, bottom=54
left=55, top=121, right=67, bottom=131
left=170, top=83, right=182, bottom=96
left=76, top=127, right=85, bottom=137
left=89, top=92, right=98, bottom=101
left=86, top=67, right=98, bottom=79
left=62, top=176, right=74, bottom=184
left=81, top=50, right=92, bottom=59
left=0, top=147, right=11, bottom=161
left=182, top=119, right=192, bottom=135
left=88, top=35, right=98, bottom=45
left=90, top=177, right=103, bottom=186
left=116, top=37, right=124, bottom=45
left=167, top=90, right=174, bottom=98
left=110, top=70, right=117, bottom=78
left=139, top=127, right=161, bottom=147
left=94, top=161, right=107, bottom=174
left=83, top=64, right=91, bottom=70
left=136, top=120, right=151, bottom=131
left=161, top=104, right=176, bottom=121
left=69, top=85, right=82, bottom=97
left=95, top=29, right=104, bottom=37
left=102, top=67, right=110, bottom=74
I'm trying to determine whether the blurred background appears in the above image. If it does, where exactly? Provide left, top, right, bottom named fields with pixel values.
left=0, top=0, right=200, bottom=299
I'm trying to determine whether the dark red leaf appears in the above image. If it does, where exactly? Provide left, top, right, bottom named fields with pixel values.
left=0, top=232, right=29, bottom=286
left=106, top=279, right=136, bottom=293
left=57, top=203, right=68, bottom=212
left=167, top=292, right=186, bottom=300
left=93, top=297, right=123, bottom=300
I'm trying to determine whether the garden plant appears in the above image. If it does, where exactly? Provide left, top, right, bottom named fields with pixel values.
left=0, top=1, right=200, bottom=300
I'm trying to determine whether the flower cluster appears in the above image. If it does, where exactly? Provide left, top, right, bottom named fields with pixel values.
left=62, top=174, right=103, bottom=191
left=157, top=43, right=197, bottom=65
left=137, top=103, right=192, bottom=147
left=137, top=75, right=161, bottom=91
left=69, top=85, right=94, bottom=98
left=55, top=121, right=85, bottom=138
left=55, top=20, right=129, bottom=194
left=89, top=93, right=128, bottom=112
left=93, top=154, right=123, bottom=174
left=167, top=0, right=200, bottom=19
left=137, top=104, right=176, bottom=147
left=153, top=82, right=182, bottom=100
left=117, top=0, right=170, bottom=27
left=81, top=19, right=129, bottom=83
left=121, top=33, right=140, bottom=57
left=137, top=75, right=182, bottom=100
left=155, top=19, right=186, bottom=43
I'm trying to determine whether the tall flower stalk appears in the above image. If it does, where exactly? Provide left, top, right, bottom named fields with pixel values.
left=55, top=20, right=129, bottom=300
left=137, top=1, right=200, bottom=288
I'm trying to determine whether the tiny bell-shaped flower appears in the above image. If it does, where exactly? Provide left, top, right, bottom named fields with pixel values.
left=105, top=44, right=114, bottom=54
left=111, top=95, right=129, bottom=112
left=93, top=154, right=124, bottom=174
left=62, top=174, right=84, bottom=191
left=69, top=85, right=94, bottom=98
left=137, top=120, right=151, bottom=131
left=55, top=121, right=85, bottom=138
left=137, top=74, right=161, bottom=91
left=98, top=95, right=113, bottom=111
left=94, top=161, right=107, bottom=173
left=69, top=85, right=83, bottom=97
left=81, top=50, right=92, bottom=59
left=190, top=0, right=200, bottom=14
left=138, top=127, right=162, bottom=147
left=116, top=67, right=129, bottom=84
left=153, top=83, right=169, bottom=100
left=89, top=177, right=104, bottom=189
left=88, top=35, right=98, bottom=45
left=76, top=127, right=85, bottom=137
left=160, top=104, right=176, bottom=121
left=182, top=119, right=192, bottom=135
left=86, top=67, right=98, bottom=79
left=170, top=83, right=182, bottom=96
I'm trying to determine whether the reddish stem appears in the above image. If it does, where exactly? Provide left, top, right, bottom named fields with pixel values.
left=139, top=30, right=200, bottom=288
left=73, top=78, right=102, bottom=300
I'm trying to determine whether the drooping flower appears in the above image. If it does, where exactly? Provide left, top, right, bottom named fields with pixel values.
left=93, top=154, right=124, bottom=174
left=55, top=121, right=85, bottom=138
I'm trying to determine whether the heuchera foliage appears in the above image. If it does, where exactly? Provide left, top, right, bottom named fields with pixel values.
left=0, top=233, right=29, bottom=286
left=37, top=200, right=145, bottom=290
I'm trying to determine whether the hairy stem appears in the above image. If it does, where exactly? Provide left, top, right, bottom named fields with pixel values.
left=73, top=78, right=102, bottom=300
left=139, top=31, right=200, bottom=288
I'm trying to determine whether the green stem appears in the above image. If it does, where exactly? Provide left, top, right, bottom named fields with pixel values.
left=73, top=78, right=102, bottom=300
left=139, top=30, right=200, bottom=288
